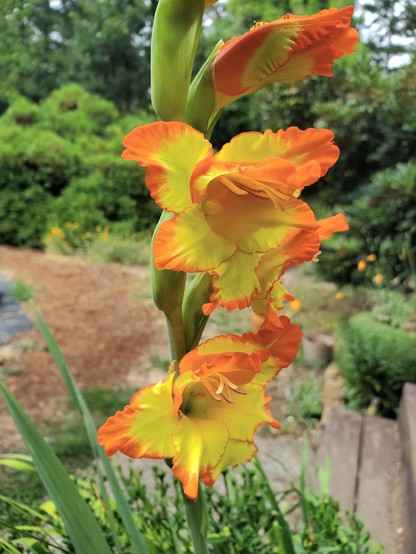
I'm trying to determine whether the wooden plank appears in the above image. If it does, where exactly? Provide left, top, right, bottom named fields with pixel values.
left=314, top=406, right=362, bottom=512
left=399, top=383, right=416, bottom=554
left=356, top=415, right=399, bottom=554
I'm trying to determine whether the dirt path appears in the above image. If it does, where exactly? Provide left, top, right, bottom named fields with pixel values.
left=0, top=246, right=170, bottom=451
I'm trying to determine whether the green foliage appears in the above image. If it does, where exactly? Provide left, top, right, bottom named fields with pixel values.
left=11, top=279, right=35, bottom=302
left=0, top=0, right=157, bottom=112
left=317, top=162, right=416, bottom=285
left=43, top=223, right=152, bottom=266
left=368, top=288, right=416, bottom=329
left=0, top=85, right=158, bottom=248
left=285, top=376, right=323, bottom=423
left=1, top=459, right=383, bottom=554
left=0, top=380, right=114, bottom=554
left=337, top=312, right=416, bottom=416
left=346, top=162, right=416, bottom=283
left=299, top=489, right=383, bottom=553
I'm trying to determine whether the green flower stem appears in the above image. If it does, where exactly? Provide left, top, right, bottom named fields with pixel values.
left=182, top=484, right=209, bottom=554
left=165, top=305, right=188, bottom=363
left=182, top=273, right=212, bottom=351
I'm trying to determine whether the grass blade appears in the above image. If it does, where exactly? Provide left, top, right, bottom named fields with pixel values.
left=252, top=457, right=297, bottom=554
left=0, top=380, right=113, bottom=554
left=34, top=310, right=150, bottom=554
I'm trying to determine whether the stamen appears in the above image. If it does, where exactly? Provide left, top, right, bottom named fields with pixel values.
left=218, top=175, right=248, bottom=196
left=203, top=379, right=222, bottom=401
left=201, top=372, right=248, bottom=404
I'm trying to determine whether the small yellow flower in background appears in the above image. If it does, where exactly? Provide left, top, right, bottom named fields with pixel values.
left=357, top=260, right=367, bottom=272
left=334, top=291, right=344, bottom=300
left=51, top=227, right=64, bottom=236
left=367, top=253, right=377, bottom=262
left=290, top=299, right=302, bottom=311
left=373, top=273, right=384, bottom=285
left=64, top=222, right=79, bottom=230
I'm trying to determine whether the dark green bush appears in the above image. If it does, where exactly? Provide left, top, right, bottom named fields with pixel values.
left=347, top=162, right=416, bottom=283
left=4, top=96, right=39, bottom=126
left=39, top=84, right=120, bottom=139
left=0, top=85, right=158, bottom=247
left=0, top=185, right=52, bottom=248
left=316, top=162, right=416, bottom=285
left=337, top=312, right=416, bottom=417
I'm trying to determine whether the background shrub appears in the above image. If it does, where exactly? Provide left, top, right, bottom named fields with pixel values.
left=316, top=162, right=416, bottom=286
left=337, top=312, right=416, bottom=417
left=0, top=85, right=158, bottom=247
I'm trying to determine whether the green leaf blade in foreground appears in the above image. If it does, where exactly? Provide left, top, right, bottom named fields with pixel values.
left=34, top=310, right=150, bottom=554
left=0, top=380, right=113, bottom=554
left=252, top=457, right=297, bottom=554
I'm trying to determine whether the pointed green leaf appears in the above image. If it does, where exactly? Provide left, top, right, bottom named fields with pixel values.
left=0, top=380, right=113, bottom=554
left=34, top=310, right=149, bottom=554
left=0, top=456, right=36, bottom=472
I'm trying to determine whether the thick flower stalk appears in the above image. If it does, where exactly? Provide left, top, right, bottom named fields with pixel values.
left=122, top=121, right=348, bottom=315
left=186, top=6, right=358, bottom=131
left=98, top=307, right=301, bottom=499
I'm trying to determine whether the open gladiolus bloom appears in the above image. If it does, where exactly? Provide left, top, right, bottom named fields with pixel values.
left=213, top=6, right=358, bottom=110
left=98, top=308, right=301, bottom=499
left=122, top=121, right=348, bottom=315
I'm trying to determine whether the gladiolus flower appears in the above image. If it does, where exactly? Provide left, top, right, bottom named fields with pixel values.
left=186, top=6, right=358, bottom=130
left=123, top=121, right=348, bottom=314
left=357, top=260, right=367, bottom=272
left=98, top=307, right=301, bottom=499
left=214, top=6, right=358, bottom=107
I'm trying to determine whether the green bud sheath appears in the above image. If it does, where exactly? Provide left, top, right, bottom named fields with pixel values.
left=185, top=40, right=222, bottom=134
left=150, top=212, right=186, bottom=316
left=182, top=273, right=212, bottom=351
left=150, top=212, right=187, bottom=361
left=151, top=0, right=205, bottom=122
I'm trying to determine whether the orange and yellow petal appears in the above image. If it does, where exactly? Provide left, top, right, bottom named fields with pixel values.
left=180, top=331, right=263, bottom=372
left=255, top=229, right=321, bottom=294
left=215, top=127, right=339, bottom=186
left=153, top=204, right=236, bottom=272
left=203, top=249, right=261, bottom=315
left=213, top=6, right=357, bottom=104
left=252, top=280, right=294, bottom=315
left=286, top=7, right=358, bottom=59
left=193, top=382, right=279, bottom=442
left=252, top=314, right=301, bottom=384
left=97, top=375, right=177, bottom=459
left=203, top=440, right=258, bottom=486
left=318, top=213, right=349, bottom=240
left=122, top=121, right=213, bottom=212
left=214, top=24, right=299, bottom=99
left=203, top=178, right=318, bottom=254
left=172, top=416, right=229, bottom=499
left=187, top=305, right=299, bottom=386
